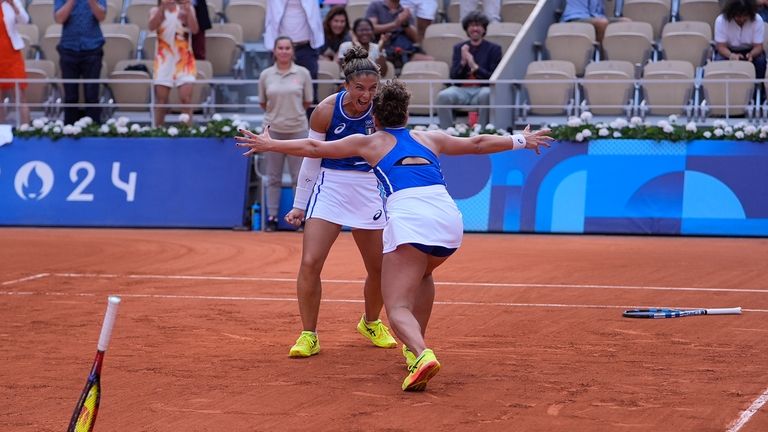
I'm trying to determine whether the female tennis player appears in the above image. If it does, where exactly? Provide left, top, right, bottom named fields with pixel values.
left=237, top=80, right=552, bottom=390
left=281, top=46, right=396, bottom=358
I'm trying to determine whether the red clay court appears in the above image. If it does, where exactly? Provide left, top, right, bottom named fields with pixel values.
left=1, top=228, right=767, bottom=431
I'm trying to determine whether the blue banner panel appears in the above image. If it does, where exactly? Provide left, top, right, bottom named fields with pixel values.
left=0, top=137, right=249, bottom=227
left=440, top=139, right=768, bottom=237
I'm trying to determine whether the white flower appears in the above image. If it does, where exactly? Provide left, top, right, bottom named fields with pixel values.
left=445, top=127, right=457, bottom=135
left=663, top=125, right=674, bottom=133
left=735, top=131, right=745, bottom=139
left=80, top=116, right=93, bottom=126
left=116, top=126, right=129, bottom=134
left=713, top=128, right=724, bottom=137
left=19, top=123, right=29, bottom=131
left=575, top=132, right=584, bottom=142
left=199, top=126, right=207, bottom=133
left=130, top=123, right=141, bottom=132
left=630, top=116, right=643, bottom=126
left=106, top=118, right=116, bottom=125
left=485, top=123, right=495, bottom=130
left=178, top=113, right=190, bottom=123
left=63, top=125, right=77, bottom=135
left=55, top=119, right=64, bottom=127
left=724, top=126, right=733, bottom=136
left=427, top=123, right=440, bottom=130
left=566, top=116, right=583, bottom=127
left=237, top=121, right=250, bottom=130
left=744, top=125, right=757, bottom=135
left=254, top=126, right=263, bottom=134
left=713, top=119, right=728, bottom=128
left=610, top=118, right=628, bottom=129
left=74, top=119, right=88, bottom=128
left=221, top=125, right=232, bottom=133
left=685, top=122, right=697, bottom=132
left=581, top=128, right=592, bottom=138
left=99, top=124, right=110, bottom=133
left=656, top=119, right=670, bottom=129
left=667, top=114, right=678, bottom=124
left=32, top=118, right=46, bottom=129
left=53, top=126, right=62, bottom=134
left=42, top=125, right=50, bottom=133
left=703, top=131, right=712, bottom=138
left=760, top=132, right=767, bottom=139
left=413, top=125, right=427, bottom=131
left=598, top=128, right=610, bottom=137
left=613, top=131, right=622, bottom=138
left=456, top=125, right=467, bottom=135
left=580, top=111, right=593, bottom=122
left=211, top=113, right=223, bottom=121
left=167, top=126, right=179, bottom=136
left=761, top=125, right=768, bottom=134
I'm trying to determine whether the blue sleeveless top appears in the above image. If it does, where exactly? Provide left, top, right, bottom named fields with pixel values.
left=373, top=127, right=446, bottom=197
left=321, top=91, right=376, bottom=172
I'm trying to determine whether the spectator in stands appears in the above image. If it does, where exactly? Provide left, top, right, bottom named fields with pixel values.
left=258, top=36, right=313, bottom=231
left=320, top=6, right=351, bottom=61
left=560, top=0, right=630, bottom=42
left=436, top=11, right=501, bottom=129
left=401, top=0, right=438, bottom=44
left=191, top=0, right=211, bottom=60
left=460, top=0, right=501, bottom=23
left=149, top=0, right=199, bottom=126
left=54, top=0, right=107, bottom=125
left=757, top=0, right=768, bottom=22
left=264, top=0, right=324, bottom=108
left=0, top=0, right=30, bottom=125
left=714, top=0, right=766, bottom=82
left=366, top=0, right=432, bottom=71
left=337, top=17, right=389, bottom=77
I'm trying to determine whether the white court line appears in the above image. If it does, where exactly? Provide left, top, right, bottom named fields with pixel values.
left=1, top=290, right=768, bottom=313
left=726, top=387, right=768, bottom=432
left=51, top=272, right=768, bottom=294
left=0, top=273, right=49, bottom=286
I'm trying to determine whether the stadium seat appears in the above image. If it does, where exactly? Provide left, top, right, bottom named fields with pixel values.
left=101, top=23, right=141, bottom=74
left=422, top=23, right=465, bottom=65
left=383, top=60, right=396, bottom=80
left=446, top=0, right=460, bottom=23
left=701, top=60, right=756, bottom=117
left=545, top=22, right=595, bottom=76
left=206, top=23, right=245, bottom=77
left=142, top=32, right=157, bottom=60
left=399, top=60, right=449, bottom=115
left=500, top=0, right=537, bottom=24
left=678, top=0, right=721, bottom=30
left=124, top=0, right=156, bottom=30
left=620, top=0, right=672, bottom=40
left=109, top=59, right=152, bottom=111
left=206, top=0, right=225, bottom=22
left=485, top=22, right=522, bottom=53
left=16, top=23, right=40, bottom=59
left=640, top=60, right=695, bottom=115
left=346, top=0, right=370, bottom=25
left=602, top=21, right=654, bottom=65
left=582, top=60, right=636, bottom=115
left=522, top=60, right=576, bottom=115
left=317, top=59, right=342, bottom=101
left=105, top=0, right=122, bottom=24
left=224, top=0, right=266, bottom=43
left=24, top=59, right=60, bottom=116
left=660, top=21, right=712, bottom=68
left=39, top=24, right=63, bottom=75
left=26, top=0, right=56, bottom=37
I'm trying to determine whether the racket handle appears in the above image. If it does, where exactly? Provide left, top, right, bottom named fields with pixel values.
left=97, top=296, right=121, bottom=351
left=705, top=307, right=742, bottom=315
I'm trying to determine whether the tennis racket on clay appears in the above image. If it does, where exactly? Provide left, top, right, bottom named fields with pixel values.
left=67, top=296, right=121, bottom=432
left=623, top=307, right=742, bottom=319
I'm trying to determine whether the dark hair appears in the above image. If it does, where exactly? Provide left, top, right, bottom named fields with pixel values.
left=722, top=0, right=757, bottom=21
left=352, top=17, right=375, bottom=34
left=323, top=6, right=350, bottom=43
left=341, top=45, right=380, bottom=82
left=461, top=11, right=490, bottom=35
left=273, top=35, right=293, bottom=51
left=373, top=80, right=409, bottom=127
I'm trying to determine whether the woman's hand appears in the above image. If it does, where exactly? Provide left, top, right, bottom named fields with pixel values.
left=521, top=125, right=554, bottom=155
left=235, top=126, right=271, bottom=157
left=284, top=208, right=306, bottom=227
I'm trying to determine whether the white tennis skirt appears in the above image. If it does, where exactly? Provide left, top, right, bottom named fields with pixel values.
left=383, top=184, right=464, bottom=254
left=306, top=167, right=386, bottom=229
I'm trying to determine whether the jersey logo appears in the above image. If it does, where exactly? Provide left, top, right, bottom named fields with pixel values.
left=334, top=123, right=346, bottom=135
left=373, top=210, right=383, bottom=221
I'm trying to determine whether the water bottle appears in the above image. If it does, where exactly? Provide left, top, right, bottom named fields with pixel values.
left=251, top=203, right=261, bottom=231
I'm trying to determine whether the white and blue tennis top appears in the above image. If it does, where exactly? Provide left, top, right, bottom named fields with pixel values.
left=321, top=90, right=376, bottom=172
left=373, top=127, right=447, bottom=197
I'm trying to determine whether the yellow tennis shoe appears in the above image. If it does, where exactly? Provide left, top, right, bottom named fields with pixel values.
left=402, top=348, right=441, bottom=392
left=356, top=315, right=397, bottom=348
left=289, top=331, right=320, bottom=357
left=402, top=345, right=417, bottom=369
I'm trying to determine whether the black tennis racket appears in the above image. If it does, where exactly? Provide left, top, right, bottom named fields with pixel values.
left=67, top=296, right=121, bottom=432
left=623, top=307, right=742, bottom=319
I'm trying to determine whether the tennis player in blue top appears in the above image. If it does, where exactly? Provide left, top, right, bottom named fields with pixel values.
left=237, top=80, right=552, bottom=391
